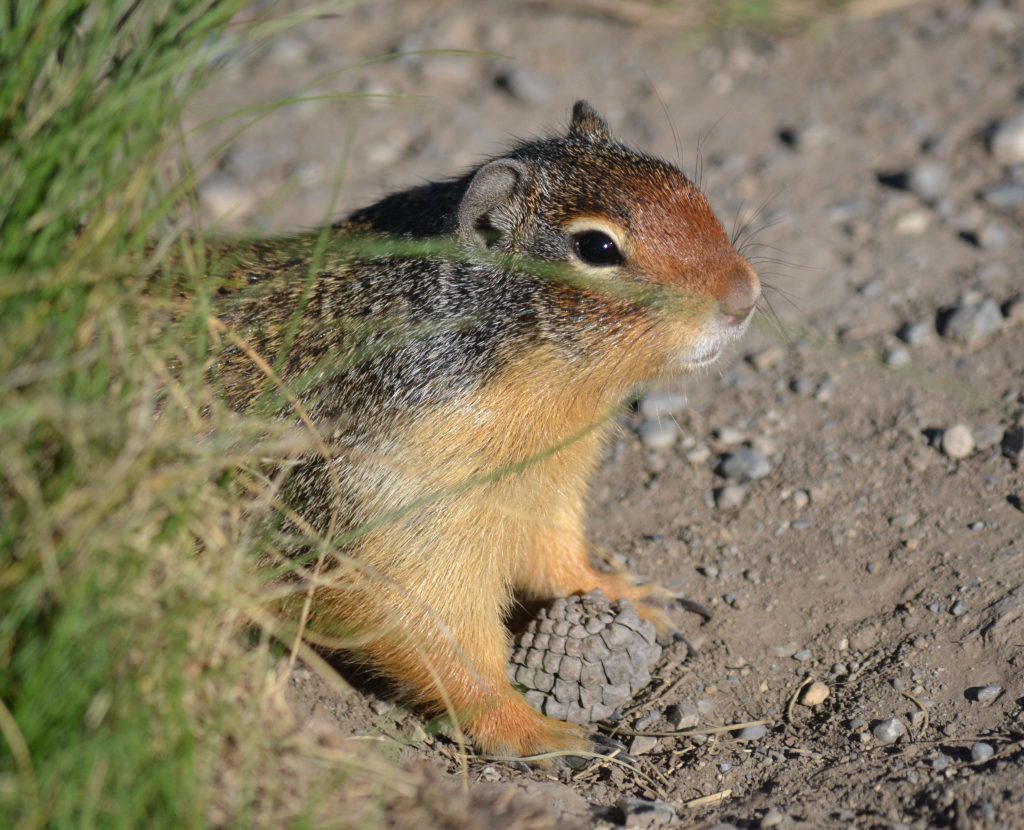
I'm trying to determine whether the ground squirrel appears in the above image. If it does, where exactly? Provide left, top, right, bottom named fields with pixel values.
left=213, top=101, right=760, bottom=758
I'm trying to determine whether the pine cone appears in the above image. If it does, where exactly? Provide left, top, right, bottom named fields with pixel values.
left=508, top=590, right=662, bottom=724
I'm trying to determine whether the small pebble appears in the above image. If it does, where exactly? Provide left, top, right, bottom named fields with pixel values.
left=715, top=426, right=747, bottom=445
left=748, top=346, right=785, bottom=371
left=950, top=600, right=967, bottom=617
left=828, top=198, right=867, bottom=223
left=665, top=703, right=700, bottom=730
left=982, top=182, right=1024, bottom=211
left=760, top=809, right=785, bottom=828
left=872, top=718, right=906, bottom=744
left=638, top=419, right=678, bottom=451
left=685, top=444, right=711, bottom=464
left=908, top=161, right=949, bottom=203
left=792, top=649, right=812, bottom=662
left=640, top=390, right=686, bottom=419
left=978, top=221, right=1010, bottom=251
left=890, top=511, right=919, bottom=529
left=970, top=741, right=995, bottom=762
left=974, top=684, right=1002, bottom=703
left=494, top=66, right=552, bottom=104
left=479, top=765, right=502, bottom=782
left=815, top=377, right=836, bottom=402
left=931, top=754, right=950, bottom=770
left=738, top=725, right=768, bottom=741
left=717, top=447, right=772, bottom=482
left=792, top=518, right=811, bottom=531
left=941, top=424, right=975, bottom=459
left=790, top=377, right=816, bottom=396
left=715, top=484, right=748, bottom=510
left=884, top=345, right=911, bottom=367
left=897, top=320, right=934, bottom=346
left=940, top=299, right=1004, bottom=346
left=792, top=489, right=810, bottom=509
left=718, top=761, right=732, bottom=774
left=992, top=110, right=1024, bottom=165
left=799, top=681, right=831, bottom=707
left=895, top=210, right=931, bottom=235
left=616, top=797, right=676, bottom=829
left=628, top=735, right=660, bottom=756
left=973, top=426, right=1005, bottom=450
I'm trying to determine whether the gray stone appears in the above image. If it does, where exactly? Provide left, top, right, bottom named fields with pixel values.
left=790, top=376, right=816, bottom=396
left=616, top=797, right=677, bottom=829
left=974, top=684, right=1002, bottom=703
left=872, top=717, right=906, bottom=744
left=940, top=299, right=1003, bottom=346
left=665, top=703, right=700, bottom=730
left=715, top=484, right=748, bottom=509
left=941, top=424, right=975, bottom=459
left=908, top=161, right=950, bottom=203
left=973, top=426, right=1005, bottom=450
left=738, top=724, right=768, bottom=741
left=884, top=345, right=911, bottom=367
left=971, top=741, right=995, bottom=762
left=628, top=735, right=660, bottom=756
left=898, top=320, right=935, bottom=346
left=992, top=110, right=1024, bottom=165
left=640, top=390, right=686, bottom=419
left=982, top=182, right=1024, bottom=211
left=890, top=511, right=919, bottom=529
left=718, top=447, right=772, bottom=482
left=638, top=418, right=679, bottom=451
left=494, top=66, right=552, bottom=104
left=978, top=221, right=1010, bottom=251
left=828, top=199, right=867, bottom=223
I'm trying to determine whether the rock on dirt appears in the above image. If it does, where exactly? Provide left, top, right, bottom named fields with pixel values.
left=991, top=109, right=1024, bottom=164
left=941, top=424, right=975, bottom=459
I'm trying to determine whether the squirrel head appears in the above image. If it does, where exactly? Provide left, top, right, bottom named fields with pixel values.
left=457, top=100, right=760, bottom=371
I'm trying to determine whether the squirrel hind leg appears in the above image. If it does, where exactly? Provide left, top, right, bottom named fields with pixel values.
left=343, top=590, right=589, bottom=762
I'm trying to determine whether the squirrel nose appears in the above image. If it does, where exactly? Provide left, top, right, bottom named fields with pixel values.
left=717, top=262, right=760, bottom=326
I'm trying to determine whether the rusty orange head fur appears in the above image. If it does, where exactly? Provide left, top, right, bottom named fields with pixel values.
left=453, top=100, right=760, bottom=379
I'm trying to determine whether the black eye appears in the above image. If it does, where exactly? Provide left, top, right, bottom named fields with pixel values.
left=572, top=230, right=623, bottom=267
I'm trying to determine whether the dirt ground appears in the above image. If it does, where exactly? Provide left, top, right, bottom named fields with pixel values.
left=187, top=1, right=1024, bottom=827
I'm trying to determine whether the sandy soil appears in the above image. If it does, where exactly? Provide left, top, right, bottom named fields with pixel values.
left=188, top=1, right=1024, bottom=826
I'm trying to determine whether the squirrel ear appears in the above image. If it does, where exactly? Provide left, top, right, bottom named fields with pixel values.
left=568, top=100, right=611, bottom=142
left=457, top=158, right=531, bottom=250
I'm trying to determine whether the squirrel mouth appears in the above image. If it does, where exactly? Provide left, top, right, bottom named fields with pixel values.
left=683, top=342, right=723, bottom=367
